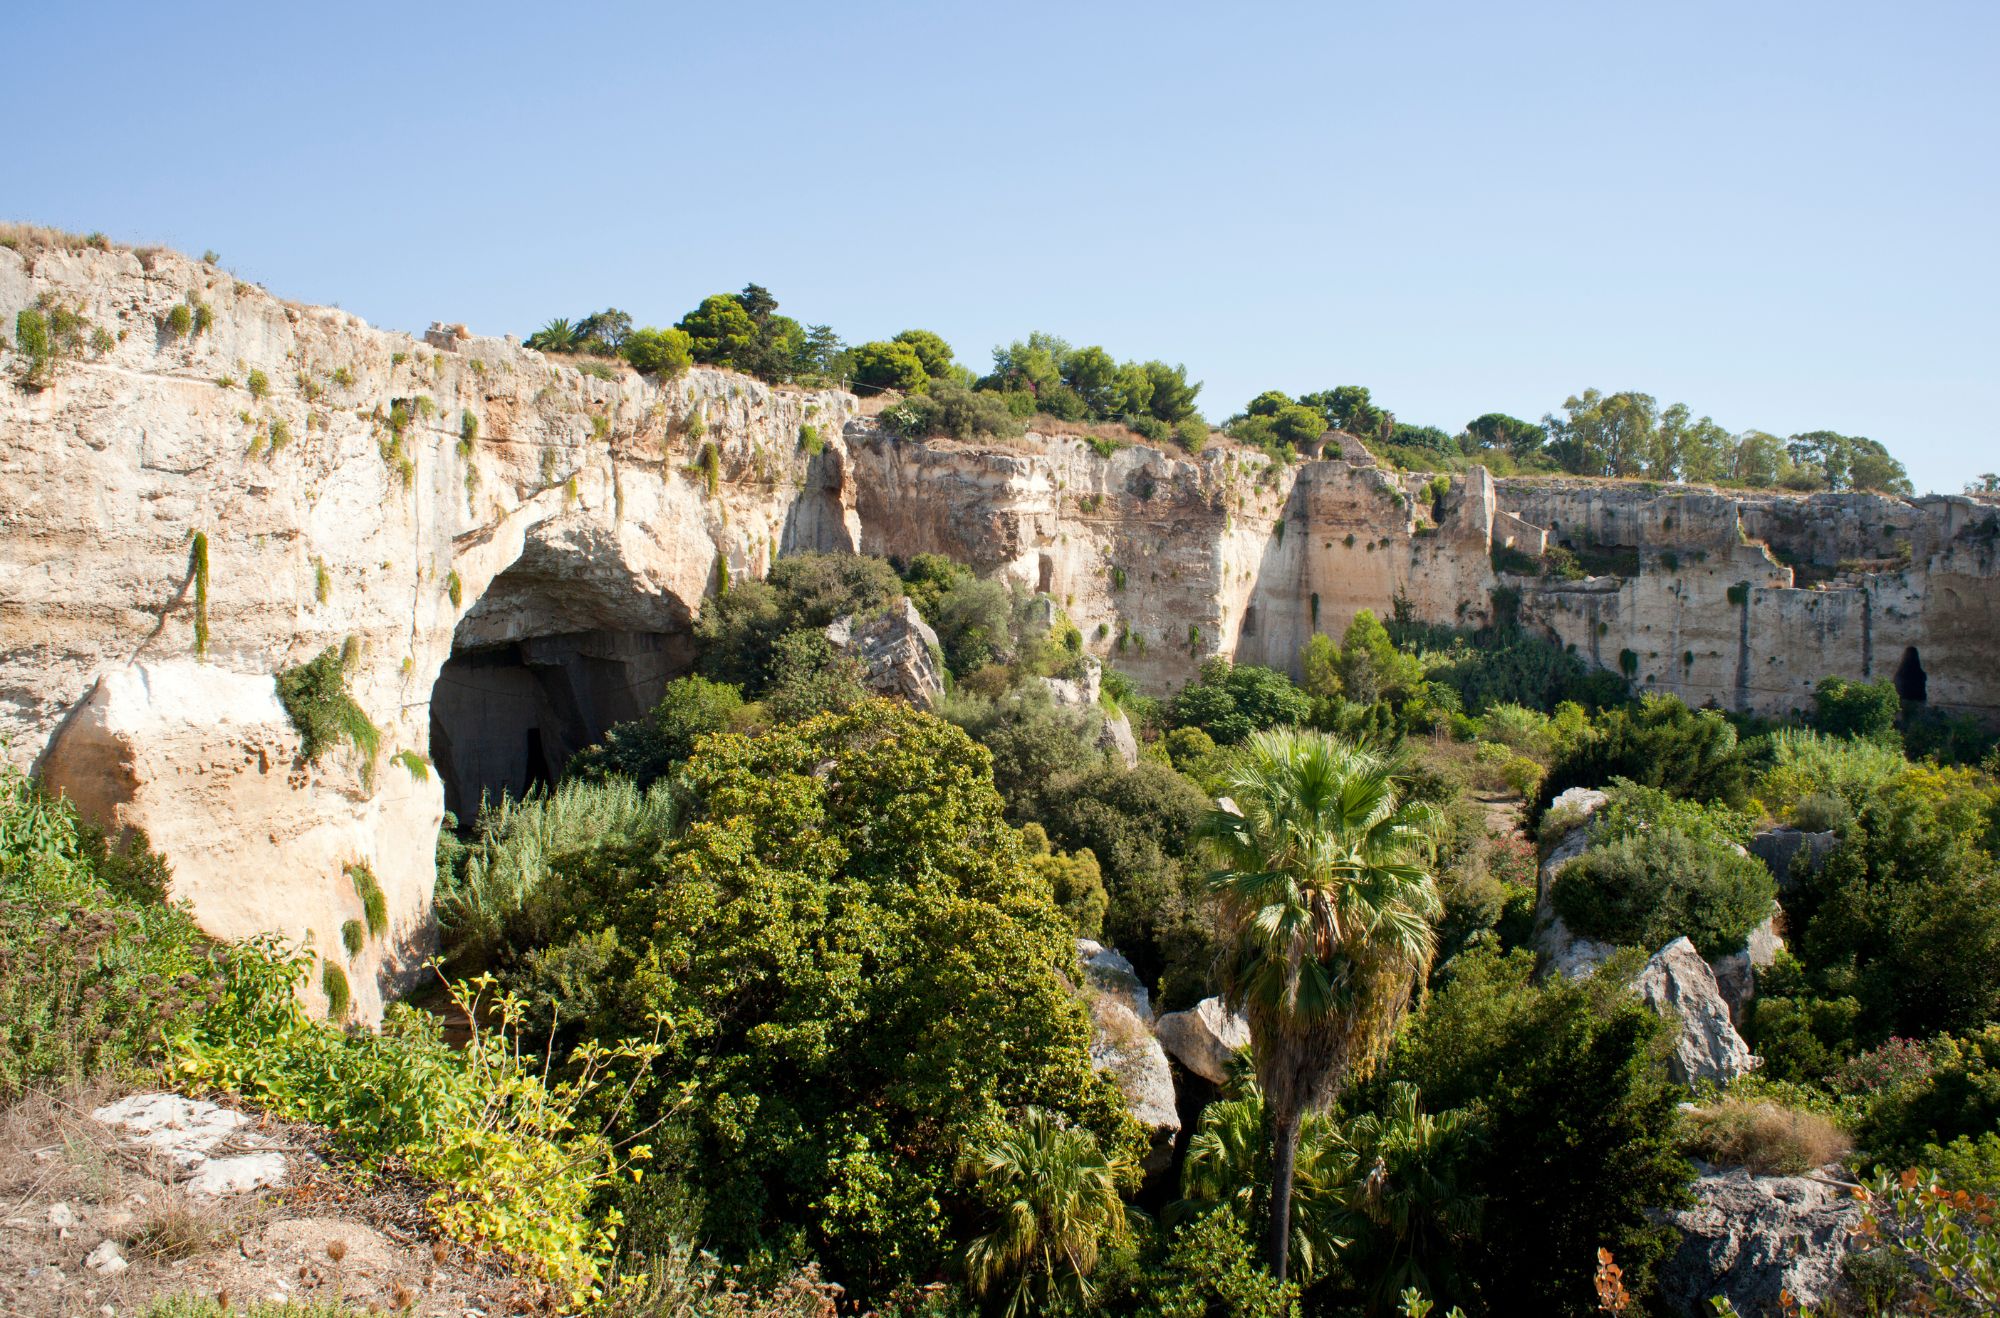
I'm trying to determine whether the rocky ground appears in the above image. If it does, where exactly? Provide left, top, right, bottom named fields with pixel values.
left=0, top=1083, right=544, bottom=1317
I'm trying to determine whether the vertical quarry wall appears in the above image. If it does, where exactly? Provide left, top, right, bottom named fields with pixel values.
left=4, top=243, right=1996, bottom=1016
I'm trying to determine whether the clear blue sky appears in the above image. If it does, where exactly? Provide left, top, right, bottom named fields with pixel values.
left=10, top=1, right=1995, bottom=493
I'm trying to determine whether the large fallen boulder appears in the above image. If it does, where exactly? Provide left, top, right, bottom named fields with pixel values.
left=1075, top=940, right=1176, bottom=1132
left=38, top=661, right=441, bottom=1024
left=825, top=598, right=945, bottom=709
left=1156, top=997, right=1251, bottom=1087
left=1636, top=938, right=1756, bottom=1087
left=1657, top=1165, right=1861, bottom=1316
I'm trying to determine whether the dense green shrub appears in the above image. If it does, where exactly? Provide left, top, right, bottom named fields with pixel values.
left=1169, top=657, right=1312, bottom=744
left=488, top=702, right=1139, bottom=1295
left=694, top=551, right=901, bottom=693
left=1550, top=782, right=1774, bottom=958
left=763, top=628, right=869, bottom=723
left=850, top=339, right=929, bottom=393
left=1531, top=695, right=1751, bottom=828
left=1811, top=675, right=1902, bottom=741
left=275, top=644, right=380, bottom=767
left=567, top=675, right=749, bottom=790
left=1020, top=823, right=1108, bottom=939
left=879, top=379, right=1025, bottom=442
left=1373, top=942, right=1692, bottom=1315
left=621, top=325, right=694, bottom=377
left=0, top=768, right=216, bottom=1098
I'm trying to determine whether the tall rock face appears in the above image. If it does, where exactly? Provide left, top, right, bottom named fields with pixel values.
left=5, top=242, right=1998, bottom=1016
left=2, top=243, right=861, bottom=1016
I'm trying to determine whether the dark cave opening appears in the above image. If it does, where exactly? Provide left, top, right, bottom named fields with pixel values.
left=1893, top=645, right=1928, bottom=704
left=429, top=629, right=688, bottom=822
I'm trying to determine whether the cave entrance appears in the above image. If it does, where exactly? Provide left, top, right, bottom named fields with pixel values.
left=428, top=552, right=698, bottom=824
left=1893, top=646, right=1928, bottom=704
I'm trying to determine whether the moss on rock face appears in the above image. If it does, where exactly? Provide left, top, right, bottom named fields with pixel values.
left=275, top=645, right=379, bottom=767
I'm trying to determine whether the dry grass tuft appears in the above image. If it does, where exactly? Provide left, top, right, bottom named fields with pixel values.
left=0, top=222, right=120, bottom=254
left=1683, top=1098, right=1852, bottom=1176
left=128, top=1193, right=233, bottom=1262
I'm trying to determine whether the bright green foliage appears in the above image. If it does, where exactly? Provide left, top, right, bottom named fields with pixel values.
left=1133, top=1207, right=1301, bottom=1318
left=1860, top=1028, right=2000, bottom=1163
left=1758, top=726, right=1908, bottom=819
left=246, top=368, right=269, bottom=399
left=1843, top=1169, right=2000, bottom=1315
left=981, top=334, right=1201, bottom=425
left=1550, top=782, right=1774, bottom=958
left=1779, top=763, right=2000, bottom=1041
left=1174, top=1087, right=1348, bottom=1282
left=622, top=325, right=694, bottom=377
left=438, top=776, right=677, bottom=972
left=165, top=303, right=193, bottom=337
left=1375, top=942, right=1691, bottom=1315
left=0, top=767, right=209, bottom=1099
left=1531, top=695, right=1751, bottom=828
left=446, top=568, right=463, bottom=607
left=12, top=298, right=91, bottom=388
left=391, top=749, right=429, bottom=781
left=891, top=328, right=955, bottom=378
left=486, top=702, right=1139, bottom=1295
left=960, top=1106, right=1137, bottom=1317
left=275, top=645, right=379, bottom=767
left=321, top=960, right=350, bottom=1018
left=348, top=860, right=389, bottom=939
left=764, top=628, right=869, bottom=724
left=678, top=294, right=759, bottom=368
left=567, top=675, right=749, bottom=791
left=798, top=421, right=823, bottom=454
left=1334, top=610, right=1428, bottom=706
left=1201, top=731, right=1441, bottom=1279
left=1812, top=675, right=1902, bottom=741
left=458, top=409, right=479, bottom=456
left=1169, top=657, right=1312, bottom=745
left=850, top=339, right=929, bottom=393
left=1020, top=822, right=1108, bottom=939
left=341, top=918, right=365, bottom=957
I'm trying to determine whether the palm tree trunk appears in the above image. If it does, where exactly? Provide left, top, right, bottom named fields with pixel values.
left=1267, top=1105, right=1301, bottom=1281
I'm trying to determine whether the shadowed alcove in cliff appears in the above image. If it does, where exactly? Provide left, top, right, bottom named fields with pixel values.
left=1894, top=645, right=1928, bottom=703
left=428, top=546, right=699, bottom=822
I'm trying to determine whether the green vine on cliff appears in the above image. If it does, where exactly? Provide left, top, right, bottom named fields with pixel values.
left=276, top=643, right=380, bottom=769
left=191, top=532, right=210, bottom=659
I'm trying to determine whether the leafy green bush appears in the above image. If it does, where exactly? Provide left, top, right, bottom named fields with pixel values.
left=1169, top=658, right=1311, bottom=745
left=694, top=551, right=901, bottom=693
left=486, top=702, right=1138, bottom=1296
left=1812, top=675, right=1902, bottom=740
left=567, top=675, right=749, bottom=790
left=347, top=860, right=388, bottom=938
left=12, top=297, right=92, bottom=388
left=622, top=325, right=694, bottom=377
left=1020, top=822, right=1108, bottom=939
left=1550, top=783, right=1774, bottom=958
left=0, top=767, right=215, bottom=1098
left=320, top=960, right=350, bottom=1018
left=1530, top=695, right=1751, bottom=829
left=1373, top=942, right=1692, bottom=1315
left=276, top=644, right=379, bottom=767
left=850, top=339, right=928, bottom=393
left=879, top=380, right=1025, bottom=442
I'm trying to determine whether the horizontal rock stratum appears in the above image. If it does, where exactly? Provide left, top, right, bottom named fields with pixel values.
left=4, top=241, right=1997, bottom=1017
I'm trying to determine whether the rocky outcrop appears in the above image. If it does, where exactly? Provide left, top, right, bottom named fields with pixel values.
left=1636, top=938, right=1756, bottom=1087
left=1750, top=828, right=1840, bottom=892
left=826, top=598, right=945, bottom=709
left=1658, top=1166, right=1861, bottom=1317
left=5, top=240, right=1997, bottom=1024
left=1155, top=997, right=1251, bottom=1086
left=1075, top=940, right=1177, bottom=1132
left=92, top=1093, right=288, bottom=1198
left=37, top=661, right=437, bottom=1019
left=1037, top=655, right=1139, bottom=768
left=1710, top=915, right=1786, bottom=1022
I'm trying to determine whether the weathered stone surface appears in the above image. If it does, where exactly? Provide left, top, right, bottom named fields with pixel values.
left=1077, top=938, right=1152, bottom=1023
left=1636, top=938, right=1756, bottom=1087
left=1534, top=786, right=1615, bottom=978
left=83, top=1240, right=127, bottom=1275
left=42, top=663, right=438, bottom=1018
left=1709, top=915, right=1786, bottom=1022
left=1156, top=997, right=1251, bottom=1086
left=1098, top=709, right=1140, bottom=768
left=1749, top=828, right=1840, bottom=892
left=826, top=598, right=945, bottom=709
left=1658, top=1165, right=1861, bottom=1317
left=92, top=1093, right=287, bottom=1196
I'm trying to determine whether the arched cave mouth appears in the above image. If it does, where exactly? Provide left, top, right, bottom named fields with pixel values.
left=429, top=557, right=697, bottom=823
left=1894, top=646, right=1928, bottom=704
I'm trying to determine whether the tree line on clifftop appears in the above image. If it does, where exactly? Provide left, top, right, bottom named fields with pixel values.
left=524, top=285, right=1914, bottom=495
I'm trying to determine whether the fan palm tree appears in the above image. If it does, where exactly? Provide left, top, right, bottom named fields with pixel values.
left=1173, top=1084, right=1352, bottom=1282
left=525, top=317, right=577, bottom=353
left=1201, top=729, right=1441, bottom=1281
left=1338, top=1081, right=1483, bottom=1312
left=960, top=1107, right=1136, bottom=1317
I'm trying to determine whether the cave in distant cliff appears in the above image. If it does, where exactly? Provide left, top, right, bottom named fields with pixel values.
left=428, top=552, right=698, bottom=823
left=1894, top=646, right=1928, bottom=703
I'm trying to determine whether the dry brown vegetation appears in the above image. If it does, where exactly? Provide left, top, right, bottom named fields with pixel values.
left=1682, top=1098, right=1853, bottom=1176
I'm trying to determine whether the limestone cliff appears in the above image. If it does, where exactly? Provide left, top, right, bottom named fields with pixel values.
left=5, top=243, right=1997, bottom=1018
